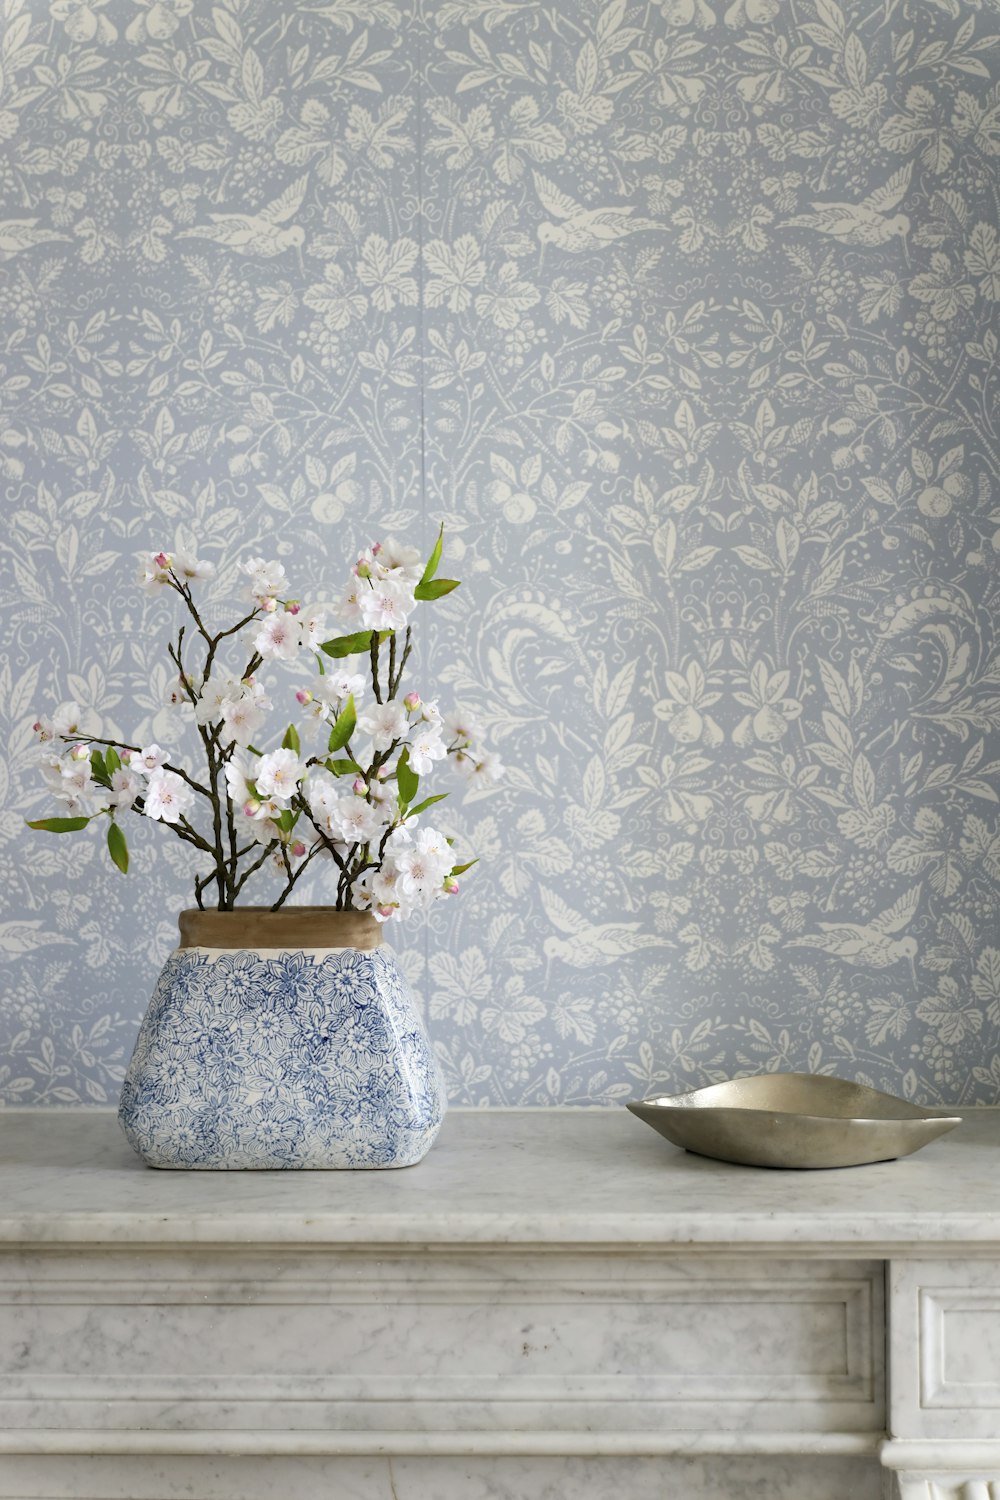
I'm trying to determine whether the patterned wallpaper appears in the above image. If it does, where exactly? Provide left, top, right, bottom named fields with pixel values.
left=2, top=0, right=1000, bottom=1109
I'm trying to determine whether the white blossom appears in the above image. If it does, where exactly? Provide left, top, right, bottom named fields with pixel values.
left=171, top=552, right=216, bottom=582
left=109, top=767, right=143, bottom=810
left=254, top=611, right=301, bottom=661
left=220, top=695, right=265, bottom=747
left=416, top=697, right=443, bottom=726
left=305, top=768, right=339, bottom=824
left=338, top=580, right=367, bottom=627
left=356, top=577, right=416, bottom=632
left=393, top=825, right=453, bottom=897
left=39, top=750, right=99, bottom=812
left=358, top=699, right=407, bottom=751
left=241, top=555, right=288, bottom=604
left=455, top=748, right=504, bottom=784
left=409, top=725, right=447, bottom=775
left=136, top=743, right=167, bottom=773
left=326, top=794, right=387, bottom=844
left=374, top=536, right=423, bottom=582
left=143, top=768, right=193, bottom=824
left=355, top=861, right=406, bottom=920
left=444, top=707, right=479, bottom=746
left=33, top=700, right=88, bottom=744
left=300, top=606, right=328, bottom=651
left=358, top=823, right=454, bottom=920
left=223, top=749, right=257, bottom=808
left=194, top=670, right=243, bottom=726
left=254, top=748, right=305, bottom=804
left=315, top=669, right=364, bottom=714
left=234, top=807, right=281, bottom=845
left=137, top=551, right=172, bottom=593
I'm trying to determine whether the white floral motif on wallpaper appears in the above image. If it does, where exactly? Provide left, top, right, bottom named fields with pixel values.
left=2, top=0, right=1000, bottom=1107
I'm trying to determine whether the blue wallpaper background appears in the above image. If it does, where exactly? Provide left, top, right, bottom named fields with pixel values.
left=3, top=0, right=1000, bottom=1107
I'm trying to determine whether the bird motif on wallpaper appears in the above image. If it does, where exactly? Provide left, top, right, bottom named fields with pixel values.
left=532, top=172, right=658, bottom=254
left=786, top=164, right=911, bottom=246
left=540, top=887, right=667, bottom=971
left=177, top=176, right=308, bottom=258
left=0, top=220, right=72, bottom=260
left=790, top=886, right=922, bottom=974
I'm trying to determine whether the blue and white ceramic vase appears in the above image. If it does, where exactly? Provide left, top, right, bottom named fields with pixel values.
left=118, top=907, right=446, bottom=1170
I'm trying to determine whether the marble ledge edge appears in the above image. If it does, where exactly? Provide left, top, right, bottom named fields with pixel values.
left=0, top=1430, right=882, bottom=1459
left=3, top=1209, right=1000, bottom=1252
left=881, top=1438, right=1000, bottom=1471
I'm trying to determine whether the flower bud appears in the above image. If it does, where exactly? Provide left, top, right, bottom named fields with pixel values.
left=376, top=903, right=395, bottom=918
left=285, top=599, right=301, bottom=615
left=261, top=596, right=278, bottom=613
left=153, top=551, right=170, bottom=568
left=403, top=691, right=421, bottom=711
left=377, top=764, right=390, bottom=779
left=352, top=777, right=367, bottom=796
left=295, top=688, right=313, bottom=706
left=444, top=878, right=459, bottom=895
left=243, top=798, right=261, bottom=817
left=371, top=541, right=382, bottom=555
left=291, top=840, right=307, bottom=858
left=70, top=743, right=90, bottom=761
left=354, top=560, right=371, bottom=579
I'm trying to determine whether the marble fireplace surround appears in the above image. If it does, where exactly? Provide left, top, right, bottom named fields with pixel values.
left=3, top=1110, right=1000, bottom=1499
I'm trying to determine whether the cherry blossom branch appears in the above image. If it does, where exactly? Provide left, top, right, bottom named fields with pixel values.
left=232, top=841, right=279, bottom=899
left=388, top=626, right=412, bottom=697
left=56, top=734, right=211, bottom=801
left=270, top=839, right=325, bottom=911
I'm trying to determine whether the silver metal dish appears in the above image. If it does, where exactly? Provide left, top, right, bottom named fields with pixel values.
left=627, top=1072, right=961, bottom=1170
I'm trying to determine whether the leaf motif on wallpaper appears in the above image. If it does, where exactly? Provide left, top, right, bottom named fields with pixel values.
left=3, top=0, right=1000, bottom=1106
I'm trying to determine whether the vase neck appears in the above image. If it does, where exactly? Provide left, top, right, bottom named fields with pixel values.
left=177, top=907, right=382, bottom=951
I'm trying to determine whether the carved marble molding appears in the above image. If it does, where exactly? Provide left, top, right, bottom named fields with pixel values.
left=0, top=1248, right=884, bottom=1443
left=882, top=1441, right=1000, bottom=1499
left=895, top=1480, right=1000, bottom=1500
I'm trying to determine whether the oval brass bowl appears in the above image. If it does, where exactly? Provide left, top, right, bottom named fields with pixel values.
left=627, top=1073, right=961, bottom=1170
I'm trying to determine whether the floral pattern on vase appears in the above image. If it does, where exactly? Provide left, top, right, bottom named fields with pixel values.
left=118, top=945, right=446, bottom=1170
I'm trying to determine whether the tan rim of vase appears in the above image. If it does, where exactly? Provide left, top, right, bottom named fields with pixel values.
left=177, top=906, right=382, bottom=952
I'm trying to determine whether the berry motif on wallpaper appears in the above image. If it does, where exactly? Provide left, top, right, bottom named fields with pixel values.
left=1, top=0, right=1000, bottom=1110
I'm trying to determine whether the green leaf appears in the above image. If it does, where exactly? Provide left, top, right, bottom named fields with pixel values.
left=450, top=859, right=479, bottom=876
left=406, top=792, right=449, bottom=819
left=326, top=758, right=362, bottom=777
left=327, top=694, right=356, bottom=753
left=27, top=816, right=91, bottom=832
left=420, top=523, right=444, bottom=584
left=282, top=722, right=301, bottom=754
left=104, top=747, right=121, bottom=775
left=278, top=808, right=297, bottom=833
left=107, top=821, right=128, bottom=874
left=396, top=746, right=419, bottom=806
left=320, top=630, right=374, bottom=659
left=89, top=748, right=111, bottom=788
left=414, top=578, right=460, bottom=602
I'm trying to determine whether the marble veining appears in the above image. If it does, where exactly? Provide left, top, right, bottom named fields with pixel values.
left=0, top=1106, right=999, bottom=1247
left=0, top=1455, right=885, bottom=1500
left=5, top=1108, right=1000, bottom=1500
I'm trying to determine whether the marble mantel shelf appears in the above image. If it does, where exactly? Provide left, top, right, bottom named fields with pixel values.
left=0, top=1103, right=997, bottom=1251
left=5, top=1105, right=1000, bottom=1500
